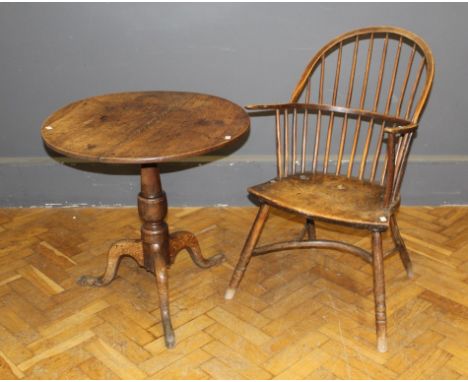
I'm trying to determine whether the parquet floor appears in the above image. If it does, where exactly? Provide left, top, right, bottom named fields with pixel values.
left=0, top=206, right=467, bottom=379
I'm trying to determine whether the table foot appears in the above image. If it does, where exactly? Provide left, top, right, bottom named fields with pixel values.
left=169, top=231, right=225, bottom=268
left=163, top=324, right=176, bottom=349
left=77, top=239, right=144, bottom=287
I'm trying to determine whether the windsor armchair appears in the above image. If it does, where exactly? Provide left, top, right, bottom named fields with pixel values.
left=225, top=26, right=434, bottom=352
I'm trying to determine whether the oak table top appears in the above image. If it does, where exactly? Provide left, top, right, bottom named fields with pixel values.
left=41, top=91, right=250, bottom=163
left=40, top=90, right=250, bottom=349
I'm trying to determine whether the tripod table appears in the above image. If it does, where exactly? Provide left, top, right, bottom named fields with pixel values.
left=41, top=91, right=250, bottom=348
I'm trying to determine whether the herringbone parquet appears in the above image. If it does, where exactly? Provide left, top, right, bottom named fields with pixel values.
left=0, top=206, right=467, bottom=379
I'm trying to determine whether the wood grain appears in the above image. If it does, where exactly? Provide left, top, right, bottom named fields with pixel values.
left=249, top=173, right=392, bottom=229
left=41, top=91, right=249, bottom=164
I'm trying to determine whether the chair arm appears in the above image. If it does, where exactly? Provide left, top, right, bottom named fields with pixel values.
left=244, top=103, right=294, bottom=111
left=384, top=123, right=418, bottom=135
left=246, top=102, right=413, bottom=126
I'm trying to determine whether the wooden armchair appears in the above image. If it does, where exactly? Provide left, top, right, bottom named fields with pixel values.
left=225, top=26, right=434, bottom=352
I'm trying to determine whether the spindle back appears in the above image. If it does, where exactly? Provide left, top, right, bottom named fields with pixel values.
left=272, top=26, right=434, bottom=205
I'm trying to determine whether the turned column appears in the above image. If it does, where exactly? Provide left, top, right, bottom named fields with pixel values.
left=138, top=164, right=175, bottom=348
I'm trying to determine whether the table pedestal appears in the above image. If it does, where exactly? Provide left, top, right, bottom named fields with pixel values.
left=78, top=164, right=225, bottom=348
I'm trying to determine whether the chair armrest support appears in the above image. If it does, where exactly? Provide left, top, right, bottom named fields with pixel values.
left=384, top=133, right=396, bottom=207
left=382, top=123, right=418, bottom=207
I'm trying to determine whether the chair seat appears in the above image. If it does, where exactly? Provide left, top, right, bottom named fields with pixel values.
left=248, top=173, right=393, bottom=229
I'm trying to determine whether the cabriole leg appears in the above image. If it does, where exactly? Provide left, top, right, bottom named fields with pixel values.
left=154, top=247, right=175, bottom=348
left=169, top=231, right=225, bottom=268
left=77, top=239, right=143, bottom=287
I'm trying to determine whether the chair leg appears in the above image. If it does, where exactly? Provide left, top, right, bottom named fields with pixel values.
left=298, top=217, right=316, bottom=241
left=372, top=231, right=388, bottom=352
left=390, top=214, right=414, bottom=278
left=225, top=204, right=270, bottom=300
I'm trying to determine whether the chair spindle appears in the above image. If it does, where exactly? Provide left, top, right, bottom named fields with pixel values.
left=324, top=42, right=343, bottom=173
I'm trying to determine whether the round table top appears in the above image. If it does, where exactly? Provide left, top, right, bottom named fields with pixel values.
left=41, top=91, right=250, bottom=164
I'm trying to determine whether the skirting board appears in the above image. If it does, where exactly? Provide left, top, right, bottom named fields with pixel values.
left=0, top=155, right=467, bottom=207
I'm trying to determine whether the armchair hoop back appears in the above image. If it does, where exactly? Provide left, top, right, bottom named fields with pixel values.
left=273, top=26, right=434, bottom=205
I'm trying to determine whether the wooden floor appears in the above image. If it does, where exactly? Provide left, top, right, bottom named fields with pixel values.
left=0, top=206, right=467, bottom=379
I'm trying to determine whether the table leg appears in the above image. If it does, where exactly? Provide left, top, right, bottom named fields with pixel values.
left=168, top=231, right=225, bottom=267
left=138, top=164, right=176, bottom=348
left=78, top=163, right=224, bottom=349
left=77, top=239, right=144, bottom=286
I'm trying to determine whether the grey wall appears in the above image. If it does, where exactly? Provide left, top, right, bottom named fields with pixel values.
left=1, top=3, right=468, bottom=207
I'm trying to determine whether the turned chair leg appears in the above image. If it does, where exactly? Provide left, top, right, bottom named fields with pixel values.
left=225, top=204, right=270, bottom=300
left=372, top=231, right=388, bottom=353
left=390, top=214, right=414, bottom=278
left=299, top=217, right=316, bottom=241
